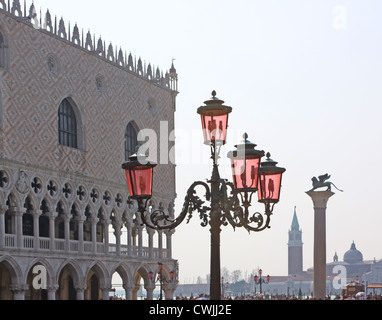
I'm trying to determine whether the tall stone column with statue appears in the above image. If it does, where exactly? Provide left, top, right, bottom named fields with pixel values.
left=306, top=174, right=343, bottom=299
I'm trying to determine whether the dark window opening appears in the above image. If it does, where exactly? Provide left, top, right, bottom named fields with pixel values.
left=58, top=99, right=78, bottom=149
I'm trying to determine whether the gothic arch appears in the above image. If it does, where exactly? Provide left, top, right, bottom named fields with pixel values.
left=24, top=192, right=39, bottom=213
left=0, top=25, right=9, bottom=71
left=6, top=191, right=22, bottom=210
left=57, top=96, right=86, bottom=151
left=125, top=121, right=139, bottom=160
left=24, top=257, right=55, bottom=287
left=84, top=202, right=96, bottom=218
left=85, top=261, right=109, bottom=284
left=132, top=264, right=152, bottom=300
left=133, top=263, right=151, bottom=284
left=40, top=197, right=53, bottom=216
left=0, top=255, right=23, bottom=286
left=56, top=259, right=82, bottom=297
left=110, top=262, right=133, bottom=287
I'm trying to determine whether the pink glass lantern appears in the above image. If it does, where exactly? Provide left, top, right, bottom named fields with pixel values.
left=227, top=134, right=265, bottom=193
left=122, top=150, right=157, bottom=200
left=258, top=153, right=286, bottom=204
left=198, top=91, right=232, bottom=145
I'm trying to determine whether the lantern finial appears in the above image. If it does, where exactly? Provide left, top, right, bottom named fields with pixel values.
left=243, top=133, right=249, bottom=141
left=212, top=90, right=217, bottom=97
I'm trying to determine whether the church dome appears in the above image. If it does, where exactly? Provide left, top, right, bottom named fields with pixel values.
left=343, top=242, right=363, bottom=264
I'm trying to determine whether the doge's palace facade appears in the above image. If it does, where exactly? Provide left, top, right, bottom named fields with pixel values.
left=0, top=0, right=179, bottom=300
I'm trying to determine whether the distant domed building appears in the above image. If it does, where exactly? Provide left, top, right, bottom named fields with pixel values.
left=343, top=242, right=363, bottom=264
left=265, top=210, right=381, bottom=297
left=308, top=241, right=374, bottom=279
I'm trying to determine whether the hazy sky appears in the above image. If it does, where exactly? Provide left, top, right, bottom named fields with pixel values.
left=32, top=0, right=382, bottom=283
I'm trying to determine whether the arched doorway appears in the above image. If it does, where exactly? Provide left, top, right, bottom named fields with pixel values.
left=133, top=272, right=145, bottom=300
left=90, top=274, right=99, bottom=300
left=110, top=264, right=131, bottom=300
left=0, top=258, right=23, bottom=300
left=57, top=265, right=77, bottom=300
left=85, top=269, right=101, bottom=300
left=133, top=267, right=152, bottom=300
left=23, top=197, right=34, bottom=236
left=39, top=199, right=50, bottom=238
left=25, top=264, right=48, bottom=300
left=0, top=262, right=12, bottom=300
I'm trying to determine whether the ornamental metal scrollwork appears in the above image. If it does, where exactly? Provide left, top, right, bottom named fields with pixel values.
left=220, top=179, right=274, bottom=233
left=135, top=175, right=275, bottom=233
left=136, top=181, right=211, bottom=231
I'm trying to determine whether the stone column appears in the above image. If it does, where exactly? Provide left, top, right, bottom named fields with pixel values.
left=49, top=213, right=57, bottom=252
left=113, top=222, right=122, bottom=257
left=64, top=214, right=72, bottom=252
left=0, top=205, right=7, bottom=248
left=91, top=217, right=99, bottom=254
left=47, top=285, right=59, bottom=300
left=306, top=190, right=335, bottom=300
left=33, top=210, right=42, bottom=250
left=147, top=228, right=155, bottom=258
left=145, top=283, right=155, bottom=300
left=10, top=285, right=28, bottom=300
left=138, top=225, right=143, bottom=257
left=158, top=230, right=163, bottom=259
left=163, top=283, right=177, bottom=300
left=75, top=287, right=85, bottom=300
left=104, top=219, right=111, bottom=254
left=101, top=286, right=112, bottom=300
left=124, top=284, right=134, bottom=301
left=77, top=215, right=86, bottom=254
left=165, top=229, right=175, bottom=259
left=126, top=223, right=133, bottom=256
left=14, top=208, right=26, bottom=249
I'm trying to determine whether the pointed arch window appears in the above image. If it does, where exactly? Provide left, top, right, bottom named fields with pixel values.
left=58, top=99, right=78, bottom=149
left=0, top=31, right=9, bottom=70
left=125, top=122, right=138, bottom=160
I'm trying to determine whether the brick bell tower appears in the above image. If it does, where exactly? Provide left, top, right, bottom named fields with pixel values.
left=288, top=207, right=303, bottom=275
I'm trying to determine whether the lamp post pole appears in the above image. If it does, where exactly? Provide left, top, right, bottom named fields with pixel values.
left=159, top=263, right=163, bottom=301
left=254, top=269, right=270, bottom=295
left=210, top=157, right=223, bottom=300
left=122, top=91, right=286, bottom=301
left=149, top=263, right=176, bottom=300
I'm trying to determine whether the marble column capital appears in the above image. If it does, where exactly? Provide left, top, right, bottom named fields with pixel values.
left=306, top=191, right=335, bottom=209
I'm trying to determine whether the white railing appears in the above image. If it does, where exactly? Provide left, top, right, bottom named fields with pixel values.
left=55, top=239, right=65, bottom=251
left=2, top=233, right=171, bottom=260
left=70, top=241, right=79, bottom=252
left=23, top=236, right=34, bottom=249
left=39, top=238, right=50, bottom=250
left=84, top=242, right=92, bottom=253
left=97, top=243, right=105, bottom=254
left=5, top=234, right=15, bottom=247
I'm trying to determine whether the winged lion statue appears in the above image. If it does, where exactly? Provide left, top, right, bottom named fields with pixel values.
left=309, top=174, right=343, bottom=192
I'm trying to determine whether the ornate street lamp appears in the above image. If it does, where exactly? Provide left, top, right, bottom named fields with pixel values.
left=149, top=262, right=176, bottom=300
left=254, top=269, right=270, bottom=295
left=198, top=91, right=232, bottom=146
left=122, top=91, right=286, bottom=300
left=122, top=151, right=157, bottom=203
